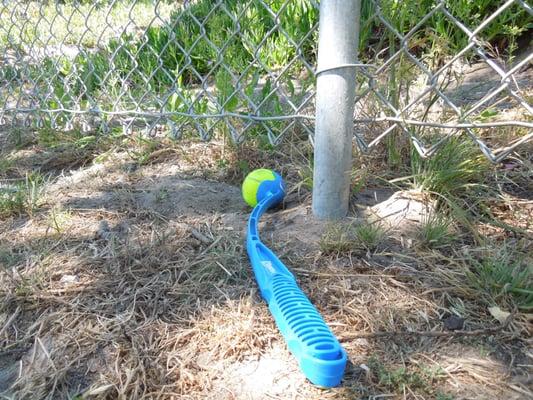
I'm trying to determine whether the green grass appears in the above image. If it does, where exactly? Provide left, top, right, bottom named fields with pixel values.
left=126, top=135, right=162, bottom=165
left=409, top=138, right=491, bottom=198
left=417, top=213, right=457, bottom=249
left=436, top=393, right=456, bottom=400
left=0, top=1, right=176, bottom=48
left=354, top=223, right=385, bottom=251
left=33, top=126, right=130, bottom=170
left=320, top=223, right=355, bottom=254
left=320, top=221, right=385, bottom=254
left=466, top=246, right=533, bottom=310
left=397, top=138, right=501, bottom=239
left=0, top=246, right=22, bottom=269
left=368, top=356, right=450, bottom=396
left=0, top=156, right=15, bottom=177
left=47, top=206, right=72, bottom=235
left=0, top=172, right=46, bottom=218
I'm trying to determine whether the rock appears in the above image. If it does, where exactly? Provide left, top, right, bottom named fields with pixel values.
left=442, top=315, right=465, bottom=331
left=60, top=275, right=79, bottom=285
left=368, top=190, right=435, bottom=233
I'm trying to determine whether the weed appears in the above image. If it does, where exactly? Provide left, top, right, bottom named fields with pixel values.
left=4, top=128, right=34, bottom=150
left=37, top=128, right=97, bottom=149
left=236, top=160, right=251, bottom=177
left=436, top=393, right=455, bottom=400
left=368, top=356, right=447, bottom=395
left=319, top=223, right=355, bottom=254
left=351, top=168, right=368, bottom=195
left=354, top=223, right=385, bottom=251
left=0, top=173, right=46, bottom=218
left=13, top=258, right=49, bottom=297
left=409, top=138, right=490, bottom=198
left=417, top=213, right=456, bottom=249
left=155, top=188, right=169, bottom=203
left=0, top=186, right=24, bottom=217
left=389, top=140, right=489, bottom=238
left=38, top=127, right=116, bottom=152
left=297, top=164, right=313, bottom=191
left=47, top=206, right=72, bottom=235
left=21, top=173, right=46, bottom=216
left=127, top=136, right=161, bottom=165
left=0, top=246, right=21, bottom=269
left=319, top=221, right=385, bottom=254
left=466, top=246, right=533, bottom=310
left=0, top=156, right=15, bottom=177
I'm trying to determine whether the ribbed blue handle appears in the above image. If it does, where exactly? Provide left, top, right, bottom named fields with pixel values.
left=246, top=192, right=347, bottom=387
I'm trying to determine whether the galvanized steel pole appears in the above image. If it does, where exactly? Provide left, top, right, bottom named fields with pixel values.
left=312, top=0, right=361, bottom=219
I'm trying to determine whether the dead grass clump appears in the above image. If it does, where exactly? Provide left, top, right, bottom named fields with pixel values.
left=0, top=208, right=270, bottom=398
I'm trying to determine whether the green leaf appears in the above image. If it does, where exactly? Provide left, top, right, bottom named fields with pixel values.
left=215, top=69, right=238, bottom=112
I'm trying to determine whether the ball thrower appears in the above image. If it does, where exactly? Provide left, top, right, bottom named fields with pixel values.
left=242, top=169, right=347, bottom=387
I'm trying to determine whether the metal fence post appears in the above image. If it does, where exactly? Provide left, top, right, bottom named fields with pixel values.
left=312, top=0, right=361, bottom=219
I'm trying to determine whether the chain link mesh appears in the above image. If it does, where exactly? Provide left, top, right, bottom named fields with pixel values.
left=1, top=0, right=531, bottom=162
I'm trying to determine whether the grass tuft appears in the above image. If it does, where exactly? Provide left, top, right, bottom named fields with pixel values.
left=0, top=173, right=46, bottom=218
left=368, top=356, right=448, bottom=395
left=320, top=221, right=385, bottom=255
left=0, top=156, right=15, bottom=178
left=410, top=138, right=491, bottom=198
left=466, top=246, right=533, bottom=310
left=319, top=223, right=354, bottom=254
left=416, top=213, right=457, bottom=249
left=354, top=223, right=385, bottom=251
left=47, top=206, right=72, bottom=235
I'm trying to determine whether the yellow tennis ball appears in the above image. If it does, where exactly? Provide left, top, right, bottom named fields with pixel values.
left=242, top=169, right=284, bottom=207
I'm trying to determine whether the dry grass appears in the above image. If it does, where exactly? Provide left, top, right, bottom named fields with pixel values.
left=0, top=127, right=532, bottom=399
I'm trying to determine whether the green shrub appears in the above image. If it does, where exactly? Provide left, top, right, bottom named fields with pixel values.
left=18, top=0, right=529, bottom=137
left=360, top=0, right=530, bottom=61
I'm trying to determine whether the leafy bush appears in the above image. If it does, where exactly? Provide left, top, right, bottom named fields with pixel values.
left=22, top=0, right=529, bottom=139
left=78, top=0, right=317, bottom=94
left=360, top=0, right=530, bottom=61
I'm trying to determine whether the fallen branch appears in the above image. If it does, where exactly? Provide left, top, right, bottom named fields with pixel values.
left=189, top=227, right=212, bottom=245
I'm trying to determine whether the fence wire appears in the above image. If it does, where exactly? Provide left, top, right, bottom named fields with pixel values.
left=0, top=0, right=531, bottom=162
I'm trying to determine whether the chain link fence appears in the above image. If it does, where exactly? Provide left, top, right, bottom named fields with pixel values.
left=0, top=0, right=531, bottom=162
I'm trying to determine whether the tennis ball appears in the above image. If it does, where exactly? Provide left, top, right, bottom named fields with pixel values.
left=242, top=168, right=286, bottom=207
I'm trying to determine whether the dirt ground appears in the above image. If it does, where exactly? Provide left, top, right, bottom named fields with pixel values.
left=0, top=131, right=532, bottom=400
